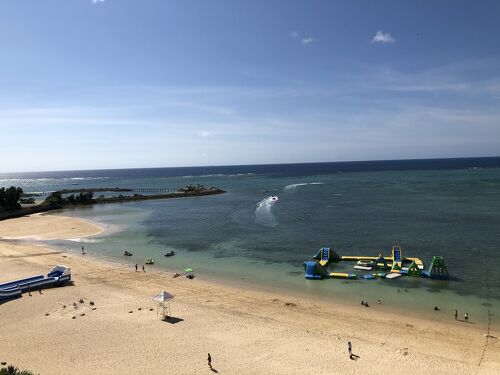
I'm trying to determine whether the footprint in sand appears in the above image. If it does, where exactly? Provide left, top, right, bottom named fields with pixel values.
left=397, top=347, right=410, bottom=356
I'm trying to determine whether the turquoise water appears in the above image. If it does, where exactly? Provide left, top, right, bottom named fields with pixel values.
left=22, top=165, right=498, bottom=330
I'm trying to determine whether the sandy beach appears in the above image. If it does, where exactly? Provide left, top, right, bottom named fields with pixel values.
left=0, top=214, right=499, bottom=374
left=0, top=214, right=104, bottom=240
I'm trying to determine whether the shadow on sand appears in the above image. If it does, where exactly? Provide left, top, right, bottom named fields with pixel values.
left=162, top=316, right=184, bottom=324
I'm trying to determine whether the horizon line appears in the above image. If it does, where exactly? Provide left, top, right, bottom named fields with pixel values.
left=1, top=155, right=500, bottom=175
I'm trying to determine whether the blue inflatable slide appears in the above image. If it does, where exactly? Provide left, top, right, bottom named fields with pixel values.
left=0, top=265, right=71, bottom=302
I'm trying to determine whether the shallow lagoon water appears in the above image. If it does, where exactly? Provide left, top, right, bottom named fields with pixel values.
left=31, top=164, right=500, bottom=330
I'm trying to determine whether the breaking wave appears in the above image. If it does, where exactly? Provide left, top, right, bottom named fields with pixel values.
left=182, top=173, right=254, bottom=178
left=284, top=182, right=323, bottom=190
left=66, top=238, right=102, bottom=243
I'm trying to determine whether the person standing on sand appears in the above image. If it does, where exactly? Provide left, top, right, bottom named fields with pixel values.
left=135, top=264, right=138, bottom=272
left=454, top=309, right=458, bottom=320
left=348, top=341, right=352, bottom=358
left=81, top=246, right=85, bottom=254
left=207, top=353, right=212, bottom=369
left=465, top=312, right=469, bottom=323
left=142, top=265, right=145, bottom=272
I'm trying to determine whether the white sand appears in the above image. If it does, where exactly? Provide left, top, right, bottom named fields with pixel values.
left=0, top=215, right=498, bottom=374
left=0, top=213, right=104, bottom=240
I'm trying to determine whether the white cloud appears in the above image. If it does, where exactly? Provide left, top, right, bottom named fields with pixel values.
left=372, top=31, right=395, bottom=44
left=197, top=130, right=211, bottom=138
left=290, top=31, right=315, bottom=46
left=301, top=37, right=315, bottom=46
left=91, top=0, right=105, bottom=4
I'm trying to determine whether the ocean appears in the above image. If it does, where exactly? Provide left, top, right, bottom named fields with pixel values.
left=1, top=157, right=499, bottom=328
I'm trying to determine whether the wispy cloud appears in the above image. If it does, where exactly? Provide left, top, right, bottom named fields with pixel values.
left=91, top=0, right=105, bottom=4
left=196, top=130, right=211, bottom=138
left=372, top=31, right=395, bottom=44
left=301, top=37, right=315, bottom=46
left=290, top=31, right=316, bottom=46
left=362, top=59, right=500, bottom=96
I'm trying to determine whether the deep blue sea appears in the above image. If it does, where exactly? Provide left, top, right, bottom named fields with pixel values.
left=1, top=157, right=499, bottom=328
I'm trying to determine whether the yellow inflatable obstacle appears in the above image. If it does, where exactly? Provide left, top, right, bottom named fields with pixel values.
left=330, top=272, right=357, bottom=279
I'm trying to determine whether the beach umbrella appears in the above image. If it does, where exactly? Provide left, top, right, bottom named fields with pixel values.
left=184, top=268, right=193, bottom=273
left=153, top=291, right=174, bottom=318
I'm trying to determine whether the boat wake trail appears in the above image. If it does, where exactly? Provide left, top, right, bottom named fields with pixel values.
left=255, top=196, right=279, bottom=227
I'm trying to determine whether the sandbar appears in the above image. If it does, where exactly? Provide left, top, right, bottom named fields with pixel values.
left=0, top=213, right=104, bottom=240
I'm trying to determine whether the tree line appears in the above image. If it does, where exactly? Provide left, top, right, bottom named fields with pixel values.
left=44, top=191, right=94, bottom=205
left=0, top=186, right=23, bottom=210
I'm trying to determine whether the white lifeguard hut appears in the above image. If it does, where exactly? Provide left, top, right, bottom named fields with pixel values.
left=153, top=291, right=174, bottom=319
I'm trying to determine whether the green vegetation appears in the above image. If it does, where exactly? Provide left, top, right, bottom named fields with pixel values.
left=43, top=191, right=63, bottom=205
left=0, top=186, right=23, bottom=210
left=44, top=191, right=94, bottom=206
left=0, top=365, right=36, bottom=375
left=65, top=191, right=94, bottom=204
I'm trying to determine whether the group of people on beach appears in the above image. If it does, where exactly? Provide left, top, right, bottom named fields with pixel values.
left=134, top=264, right=145, bottom=272
left=454, top=309, right=469, bottom=322
left=434, top=307, right=469, bottom=322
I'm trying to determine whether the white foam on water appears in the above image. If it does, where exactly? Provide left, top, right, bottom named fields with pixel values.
left=182, top=173, right=254, bottom=178
left=66, top=238, right=102, bottom=243
left=255, top=196, right=279, bottom=227
left=68, top=177, right=110, bottom=180
left=284, top=182, right=323, bottom=190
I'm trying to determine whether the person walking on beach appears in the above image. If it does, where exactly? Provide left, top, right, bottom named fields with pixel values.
left=135, top=264, right=138, bottom=272
left=207, top=353, right=212, bottom=369
left=454, top=309, right=458, bottom=320
left=81, top=246, right=85, bottom=254
left=465, top=312, right=469, bottom=323
left=348, top=341, right=352, bottom=358
left=142, top=265, right=145, bottom=272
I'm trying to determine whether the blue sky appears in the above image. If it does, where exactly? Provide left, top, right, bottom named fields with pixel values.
left=1, top=0, right=499, bottom=172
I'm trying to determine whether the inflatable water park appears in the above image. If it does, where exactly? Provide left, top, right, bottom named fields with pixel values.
left=0, top=265, right=71, bottom=302
left=304, top=246, right=449, bottom=281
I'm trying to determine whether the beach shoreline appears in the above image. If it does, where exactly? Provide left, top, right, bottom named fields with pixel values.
left=1, top=214, right=499, bottom=374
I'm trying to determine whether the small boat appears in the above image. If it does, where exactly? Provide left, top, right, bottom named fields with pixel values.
left=123, top=251, right=133, bottom=256
left=164, top=251, right=175, bottom=257
left=361, top=274, right=376, bottom=280
left=145, top=259, right=154, bottom=265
